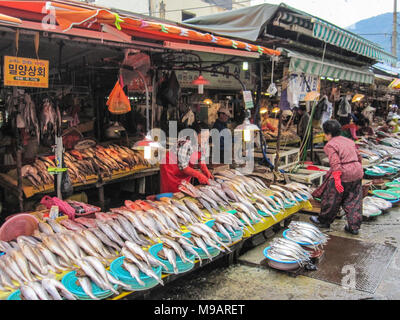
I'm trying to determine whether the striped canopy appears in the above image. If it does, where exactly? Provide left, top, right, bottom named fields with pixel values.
left=286, top=49, right=375, bottom=84
left=312, top=18, right=397, bottom=66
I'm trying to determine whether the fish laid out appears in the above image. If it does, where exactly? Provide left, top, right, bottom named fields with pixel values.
left=20, top=278, right=76, bottom=300
left=20, top=144, right=150, bottom=189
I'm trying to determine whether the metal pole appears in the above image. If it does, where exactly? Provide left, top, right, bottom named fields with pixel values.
left=273, top=110, right=283, bottom=183
left=393, top=0, right=398, bottom=66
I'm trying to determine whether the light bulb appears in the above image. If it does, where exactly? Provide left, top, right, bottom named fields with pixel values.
left=243, top=61, right=249, bottom=71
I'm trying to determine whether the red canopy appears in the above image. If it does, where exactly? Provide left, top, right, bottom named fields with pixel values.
left=0, top=0, right=281, bottom=57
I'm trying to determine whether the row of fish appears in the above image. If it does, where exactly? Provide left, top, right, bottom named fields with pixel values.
left=21, top=144, right=149, bottom=188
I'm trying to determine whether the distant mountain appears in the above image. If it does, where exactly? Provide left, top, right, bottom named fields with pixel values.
left=346, top=12, right=399, bottom=60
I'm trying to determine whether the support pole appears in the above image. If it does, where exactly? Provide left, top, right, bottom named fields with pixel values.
left=393, top=0, right=398, bottom=66
left=273, top=110, right=283, bottom=183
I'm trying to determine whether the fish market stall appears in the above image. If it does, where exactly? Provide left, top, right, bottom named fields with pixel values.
left=0, top=170, right=313, bottom=300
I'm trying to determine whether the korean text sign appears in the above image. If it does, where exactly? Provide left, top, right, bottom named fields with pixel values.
left=4, top=56, right=49, bottom=88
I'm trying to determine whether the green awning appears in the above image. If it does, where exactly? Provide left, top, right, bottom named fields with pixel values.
left=312, top=18, right=397, bottom=66
left=285, top=49, right=374, bottom=84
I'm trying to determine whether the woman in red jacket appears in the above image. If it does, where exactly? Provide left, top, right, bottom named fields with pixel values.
left=160, top=122, right=214, bottom=194
left=311, top=120, right=364, bottom=235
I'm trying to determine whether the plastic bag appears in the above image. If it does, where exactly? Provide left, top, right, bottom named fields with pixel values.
left=106, top=80, right=131, bottom=115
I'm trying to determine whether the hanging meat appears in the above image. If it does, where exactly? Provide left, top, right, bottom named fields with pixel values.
left=5, top=91, right=40, bottom=144
left=40, top=98, right=61, bottom=146
left=22, top=93, right=40, bottom=144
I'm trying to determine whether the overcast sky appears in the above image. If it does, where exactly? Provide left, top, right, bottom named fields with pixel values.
left=251, top=0, right=396, bottom=28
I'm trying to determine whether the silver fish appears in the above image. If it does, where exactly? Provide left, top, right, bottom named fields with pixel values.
left=87, top=228, right=120, bottom=253
left=82, top=256, right=119, bottom=295
left=97, top=221, right=125, bottom=248
left=27, top=281, right=51, bottom=300
left=10, top=250, right=36, bottom=282
left=192, top=236, right=213, bottom=260
left=20, top=284, right=40, bottom=300
left=77, top=276, right=100, bottom=300
left=122, top=260, right=145, bottom=286
left=162, top=247, right=178, bottom=274
left=42, top=278, right=76, bottom=300
left=38, top=222, right=55, bottom=236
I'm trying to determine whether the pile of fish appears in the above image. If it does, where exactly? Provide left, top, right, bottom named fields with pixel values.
left=20, top=144, right=150, bottom=188
left=358, top=138, right=400, bottom=161
left=285, top=221, right=329, bottom=250
left=267, top=238, right=311, bottom=267
left=0, top=170, right=313, bottom=299
left=380, top=137, right=400, bottom=148
left=363, top=197, right=392, bottom=217
left=178, top=169, right=312, bottom=232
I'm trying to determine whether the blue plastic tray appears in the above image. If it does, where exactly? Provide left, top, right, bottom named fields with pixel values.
left=110, top=257, right=162, bottom=291
left=215, top=228, right=243, bottom=243
left=62, top=271, right=118, bottom=300
left=148, top=242, right=195, bottom=274
left=7, top=290, right=21, bottom=300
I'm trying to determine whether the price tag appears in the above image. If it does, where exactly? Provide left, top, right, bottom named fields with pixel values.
left=47, top=167, right=67, bottom=174
left=243, top=91, right=254, bottom=110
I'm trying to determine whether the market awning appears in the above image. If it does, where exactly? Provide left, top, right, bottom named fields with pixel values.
left=0, top=13, right=21, bottom=26
left=53, top=7, right=281, bottom=57
left=183, top=3, right=396, bottom=66
left=312, top=18, right=397, bottom=66
left=0, top=1, right=280, bottom=57
left=284, top=49, right=375, bottom=84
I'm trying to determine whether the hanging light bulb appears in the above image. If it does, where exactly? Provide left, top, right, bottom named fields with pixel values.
left=203, top=98, right=213, bottom=105
left=192, top=74, right=210, bottom=94
left=234, top=118, right=260, bottom=143
left=272, top=107, right=281, bottom=114
left=352, top=94, right=365, bottom=103
left=260, top=107, right=269, bottom=115
left=242, top=61, right=249, bottom=71
left=133, top=133, right=164, bottom=161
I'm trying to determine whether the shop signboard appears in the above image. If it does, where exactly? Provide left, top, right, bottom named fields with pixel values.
left=289, top=72, right=320, bottom=102
left=174, top=52, right=255, bottom=91
left=4, top=56, right=49, bottom=88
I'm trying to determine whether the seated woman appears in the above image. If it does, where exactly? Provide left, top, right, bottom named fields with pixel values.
left=356, top=118, right=374, bottom=137
left=341, top=117, right=359, bottom=140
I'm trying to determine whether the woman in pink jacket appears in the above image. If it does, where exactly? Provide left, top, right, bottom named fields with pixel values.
left=311, top=120, right=364, bottom=235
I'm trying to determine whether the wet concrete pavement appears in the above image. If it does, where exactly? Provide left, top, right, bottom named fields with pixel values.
left=141, top=206, right=400, bottom=300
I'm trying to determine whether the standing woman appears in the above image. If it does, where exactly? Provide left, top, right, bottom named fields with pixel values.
left=311, top=120, right=364, bottom=235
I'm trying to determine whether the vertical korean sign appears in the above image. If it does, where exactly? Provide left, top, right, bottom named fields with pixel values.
left=4, top=56, right=49, bottom=88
